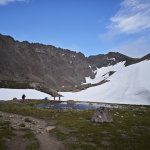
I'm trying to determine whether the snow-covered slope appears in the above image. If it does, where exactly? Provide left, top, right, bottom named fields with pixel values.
left=83, top=61, right=125, bottom=84
left=0, top=89, right=52, bottom=100
left=59, top=60, right=150, bottom=105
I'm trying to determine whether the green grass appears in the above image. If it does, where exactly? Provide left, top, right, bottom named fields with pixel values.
left=53, top=106, right=150, bottom=150
left=0, top=102, right=58, bottom=120
left=20, top=123, right=26, bottom=127
left=0, top=101, right=150, bottom=150
left=0, top=121, right=15, bottom=150
left=24, top=118, right=32, bottom=123
left=21, top=128, right=40, bottom=150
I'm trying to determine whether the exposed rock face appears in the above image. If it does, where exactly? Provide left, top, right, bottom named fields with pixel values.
left=87, top=52, right=138, bottom=70
left=91, top=107, right=113, bottom=123
left=0, top=34, right=140, bottom=91
left=0, top=34, right=93, bottom=90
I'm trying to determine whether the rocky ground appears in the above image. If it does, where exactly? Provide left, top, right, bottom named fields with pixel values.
left=0, top=99, right=150, bottom=150
left=0, top=111, right=65, bottom=150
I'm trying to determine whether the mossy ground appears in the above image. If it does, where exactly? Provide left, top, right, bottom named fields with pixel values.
left=0, top=119, right=39, bottom=150
left=0, top=100, right=150, bottom=150
left=0, top=121, right=15, bottom=150
left=21, top=128, right=40, bottom=150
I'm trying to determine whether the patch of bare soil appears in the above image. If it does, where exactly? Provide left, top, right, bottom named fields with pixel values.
left=0, top=111, right=65, bottom=150
left=56, top=125, right=71, bottom=134
left=36, top=131, right=65, bottom=150
left=5, top=130, right=30, bottom=150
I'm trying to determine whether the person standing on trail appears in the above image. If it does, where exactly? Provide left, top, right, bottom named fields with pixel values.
left=22, top=94, right=26, bottom=103
left=54, top=96, right=55, bottom=100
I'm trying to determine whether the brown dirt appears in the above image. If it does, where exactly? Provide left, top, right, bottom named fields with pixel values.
left=0, top=111, right=65, bottom=150
left=5, top=130, right=30, bottom=150
left=56, top=125, right=71, bottom=134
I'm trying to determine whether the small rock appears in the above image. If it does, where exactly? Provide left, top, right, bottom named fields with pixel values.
left=121, top=134, right=130, bottom=138
left=9, top=115, right=14, bottom=118
left=25, top=125, right=30, bottom=128
left=46, top=126, right=56, bottom=132
left=59, top=107, right=68, bottom=113
left=44, top=105, right=52, bottom=109
left=102, top=140, right=111, bottom=146
left=101, top=131, right=109, bottom=134
left=40, top=131, right=44, bottom=134
left=67, top=100, right=76, bottom=104
left=12, top=98, right=17, bottom=101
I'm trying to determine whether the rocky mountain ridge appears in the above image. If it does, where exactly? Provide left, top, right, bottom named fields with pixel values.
left=0, top=34, right=144, bottom=92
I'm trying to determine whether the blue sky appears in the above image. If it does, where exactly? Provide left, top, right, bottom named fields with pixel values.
left=0, top=0, right=150, bottom=58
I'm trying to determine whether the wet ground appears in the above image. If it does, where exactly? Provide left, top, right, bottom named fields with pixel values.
left=36, top=102, right=119, bottom=110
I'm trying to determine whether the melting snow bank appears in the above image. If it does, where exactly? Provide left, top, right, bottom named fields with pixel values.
left=59, top=60, right=150, bottom=105
left=83, top=61, right=126, bottom=85
left=0, top=89, right=52, bottom=100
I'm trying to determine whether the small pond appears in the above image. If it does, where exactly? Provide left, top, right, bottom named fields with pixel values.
left=36, top=102, right=119, bottom=110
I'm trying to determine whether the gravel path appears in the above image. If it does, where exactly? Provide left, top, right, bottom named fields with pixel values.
left=0, top=111, right=65, bottom=150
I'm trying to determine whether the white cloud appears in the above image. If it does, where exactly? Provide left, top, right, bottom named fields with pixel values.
left=110, top=36, right=150, bottom=58
left=99, top=0, right=150, bottom=58
left=0, top=0, right=29, bottom=6
left=99, top=30, right=117, bottom=41
left=109, top=0, right=150, bottom=34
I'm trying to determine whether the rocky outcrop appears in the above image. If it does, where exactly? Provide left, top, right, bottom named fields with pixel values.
left=87, top=52, right=139, bottom=70
left=91, top=107, right=113, bottom=123
left=0, top=34, right=93, bottom=90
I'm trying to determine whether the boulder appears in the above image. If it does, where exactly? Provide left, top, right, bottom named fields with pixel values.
left=91, top=107, right=113, bottom=123
left=44, top=105, right=52, bottom=109
left=67, top=100, right=76, bottom=104
left=12, top=97, right=17, bottom=101
left=59, top=107, right=68, bottom=113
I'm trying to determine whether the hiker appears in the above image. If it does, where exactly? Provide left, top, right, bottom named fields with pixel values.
left=59, top=96, right=60, bottom=101
left=54, top=96, right=55, bottom=100
left=22, top=94, right=26, bottom=103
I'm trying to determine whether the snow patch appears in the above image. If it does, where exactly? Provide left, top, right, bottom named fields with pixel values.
left=107, top=57, right=115, bottom=61
left=84, top=61, right=125, bottom=85
left=0, top=89, right=52, bottom=101
left=72, top=55, right=76, bottom=57
left=89, top=65, right=91, bottom=69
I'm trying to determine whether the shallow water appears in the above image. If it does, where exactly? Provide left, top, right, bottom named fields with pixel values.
left=36, top=102, right=118, bottom=110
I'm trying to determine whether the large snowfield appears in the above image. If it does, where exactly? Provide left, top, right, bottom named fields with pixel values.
left=0, top=60, right=150, bottom=105
left=59, top=60, right=150, bottom=105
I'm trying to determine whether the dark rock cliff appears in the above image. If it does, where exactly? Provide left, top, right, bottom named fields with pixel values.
left=0, top=34, right=93, bottom=90
left=0, top=34, right=140, bottom=91
left=87, top=52, right=138, bottom=70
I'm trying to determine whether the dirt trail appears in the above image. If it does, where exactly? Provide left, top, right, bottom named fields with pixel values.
left=0, top=111, right=65, bottom=150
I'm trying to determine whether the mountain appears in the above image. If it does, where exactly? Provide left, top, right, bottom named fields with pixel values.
left=0, top=33, right=150, bottom=104
left=87, top=52, right=138, bottom=69
left=0, top=34, right=93, bottom=91
left=0, top=33, right=145, bottom=92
